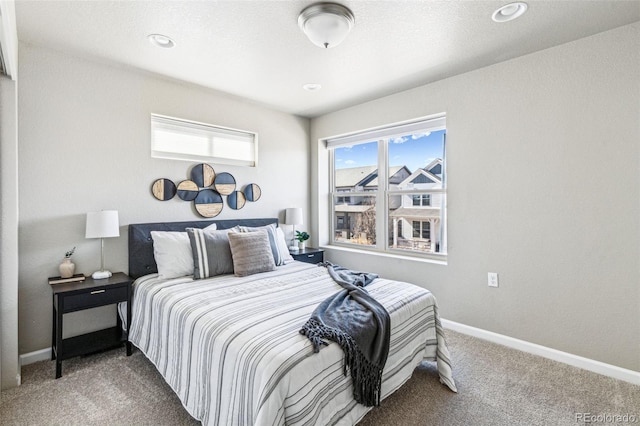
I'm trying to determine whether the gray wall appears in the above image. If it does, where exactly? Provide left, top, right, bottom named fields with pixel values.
left=1, top=74, right=20, bottom=390
left=17, top=44, right=310, bottom=354
left=311, top=23, right=640, bottom=371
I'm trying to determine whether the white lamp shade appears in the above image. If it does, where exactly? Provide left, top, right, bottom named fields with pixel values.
left=285, top=208, right=303, bottom=226
left=85, top=210, right=120, bottom=239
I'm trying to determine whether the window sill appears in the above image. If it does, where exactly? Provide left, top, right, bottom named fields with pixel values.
left=319, top=244, right=448, bottom=266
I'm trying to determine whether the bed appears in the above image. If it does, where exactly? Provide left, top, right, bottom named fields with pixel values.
left=126, top=218, right=456, bottom=425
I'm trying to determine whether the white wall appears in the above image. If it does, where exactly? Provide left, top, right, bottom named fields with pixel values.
left=1, top=74, right=20, bottom=390
left=311, top=23, right=640, bottom=371
left=17, top=44, right=310, bottom=354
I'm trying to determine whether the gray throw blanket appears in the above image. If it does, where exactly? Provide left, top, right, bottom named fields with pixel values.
left=299, top=262, right=391, bottom=406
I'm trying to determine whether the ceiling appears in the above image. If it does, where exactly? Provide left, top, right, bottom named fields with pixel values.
left=15, top=0, right=640, bottom=118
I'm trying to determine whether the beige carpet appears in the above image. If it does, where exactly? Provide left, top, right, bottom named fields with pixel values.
left=2, top=330, right=638, bottom=425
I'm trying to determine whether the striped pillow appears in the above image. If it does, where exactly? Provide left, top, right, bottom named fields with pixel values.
left=238, top=223, right=293, bottom=266
left=186, top=227, right=235, bottom=279
left=228, top=230, right=276, bottom=277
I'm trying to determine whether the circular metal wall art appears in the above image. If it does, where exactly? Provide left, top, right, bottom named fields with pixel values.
left=194, top=189, right=223, bottom=218
left=227, top=190, right=246, bottom=210
left=151, top=178, right=176, bottom=201
left=243, top=183, right=261, bottom=202
left=191, top=163, right=216, bottom=188
left=214, top=172, right=236, bottom=195
left=177, top=180, right=199, bottom=201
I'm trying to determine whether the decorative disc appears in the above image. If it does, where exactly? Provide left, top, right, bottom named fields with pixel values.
left=177, top=180, right=199, bottom=201
left=243, top=183, right=262, bottom=202
left=194, top=189, right=223, bottom=218
left=191, top=163, right=215, bottom=188
left=227, top=190, right=246, bottom=210
left=214, top=172, right=236, bottom=195
left=151, top=178, right=176, bottom=201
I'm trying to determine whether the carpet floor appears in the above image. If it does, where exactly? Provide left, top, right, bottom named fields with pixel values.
left=2, top=330, right=638, bottom=425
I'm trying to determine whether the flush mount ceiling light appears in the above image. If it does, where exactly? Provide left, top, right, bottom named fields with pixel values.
left=492, top=2, right=528, bottom=22
left=298, top=2, right=355, bottom=49
left=147, top=33, right=176, bottom=48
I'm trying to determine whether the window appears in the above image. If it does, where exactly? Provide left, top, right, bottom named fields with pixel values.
left=151, top=114, right=257, bottom=166
left=328, top=115, right=446, bottom=258
left=412, top=221, right=431, bottom=239
left=412, top=194, right=431, bottom=206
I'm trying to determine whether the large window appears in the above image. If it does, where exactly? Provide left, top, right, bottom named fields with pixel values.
left=328, top=116, right=446, bottom=257
left=151, top=114, right=258, bottom=166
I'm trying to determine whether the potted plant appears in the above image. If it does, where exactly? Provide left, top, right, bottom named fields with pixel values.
left=295, top=231, right=310, bottom=250
left=59, top=247, right=76, bottom=278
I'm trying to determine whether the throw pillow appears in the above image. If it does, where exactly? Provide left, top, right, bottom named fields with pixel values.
left=228, top=230, right=276, bottom=277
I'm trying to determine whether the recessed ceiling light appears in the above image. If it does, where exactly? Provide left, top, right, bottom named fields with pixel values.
left=147, top=34, right=176, bottom=48
left=492, top=2, right=528, bottom=23
left=303, top=83, right=322, bottom=92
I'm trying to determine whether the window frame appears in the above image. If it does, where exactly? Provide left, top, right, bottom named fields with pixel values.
left=327, top=115, right=447, bottom=261
left=150, top=114, right=258, bottom=167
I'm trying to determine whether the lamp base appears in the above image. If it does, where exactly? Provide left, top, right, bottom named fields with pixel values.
left=92, top=270, right=112, bottom=280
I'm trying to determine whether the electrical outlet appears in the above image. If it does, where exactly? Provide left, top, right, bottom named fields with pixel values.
left=488, top=272, right=499, bottom=288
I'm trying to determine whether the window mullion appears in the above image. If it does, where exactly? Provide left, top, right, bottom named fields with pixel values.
left=377, top=139, right=387, bottom=251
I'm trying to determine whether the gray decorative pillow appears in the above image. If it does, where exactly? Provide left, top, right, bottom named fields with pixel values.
left=238, top=223, right=293, bottom=266
left=228, top=230, right=276, bottom=277
left=186, top=227, right=234, bottom=279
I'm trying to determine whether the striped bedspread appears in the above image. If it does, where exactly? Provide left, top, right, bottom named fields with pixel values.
left=128, top=261, right=456, bottom=425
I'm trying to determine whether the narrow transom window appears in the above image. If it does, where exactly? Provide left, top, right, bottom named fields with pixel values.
left=151, top=114, right=258, bottom=167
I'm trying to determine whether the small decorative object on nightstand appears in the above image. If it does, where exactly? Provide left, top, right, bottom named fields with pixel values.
left=50, top=272, right=132, bottom=378
left=59, top=247, right=76, bottom=278
left=295, top=231, right=310, bottom=251
left=290, top=247, right=324, bottom=265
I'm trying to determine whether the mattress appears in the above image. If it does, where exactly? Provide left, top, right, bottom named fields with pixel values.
left=128, top=261, right=456, bottom=425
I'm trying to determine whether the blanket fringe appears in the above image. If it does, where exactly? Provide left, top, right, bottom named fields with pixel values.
left=300, top=318, right=383, bottom=406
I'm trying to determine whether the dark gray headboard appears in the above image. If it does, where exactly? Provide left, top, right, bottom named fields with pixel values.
left=128, top=218, right=279, bottom=279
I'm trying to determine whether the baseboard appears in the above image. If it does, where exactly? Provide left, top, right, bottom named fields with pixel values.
left=441, top=319, right=640, bottom=386
left=19, top=347, right=51, bottom=366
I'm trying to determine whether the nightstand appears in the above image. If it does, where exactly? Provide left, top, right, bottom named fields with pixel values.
left=50, top=272, right=132, bottom=378
left=291, top=247, right=324, bottom=264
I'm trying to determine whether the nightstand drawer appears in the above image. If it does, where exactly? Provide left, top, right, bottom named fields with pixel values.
left=63, top=285, right=128, bottom=312
left=292, top=249, right=324, bottom=264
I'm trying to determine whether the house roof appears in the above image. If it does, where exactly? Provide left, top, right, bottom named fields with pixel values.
left=389, top=207, right=442, bottom=219
left=335, top=166, right=377, bottom=188
left=335, top=165, right=408, bottom=188
left=399, top=168, right=442, bottom=188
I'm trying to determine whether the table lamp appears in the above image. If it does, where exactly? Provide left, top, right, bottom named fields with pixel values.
left=85, top=210, right=120, bottom=279
left=285, top=207, right=303, bottom=251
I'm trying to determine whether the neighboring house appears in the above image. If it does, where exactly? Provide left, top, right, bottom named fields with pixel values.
left=334, top=159, right=445, bottom=252
left=334, top=165, right=410, bottom=243
left=390, top=158, right=445, bottom=253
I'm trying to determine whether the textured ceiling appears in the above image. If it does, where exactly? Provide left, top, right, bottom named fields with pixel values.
left=15, top=0, right=640, bottom=118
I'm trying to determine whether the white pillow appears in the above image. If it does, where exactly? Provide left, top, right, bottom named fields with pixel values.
left=275, top=227, right=295, bottom=264
left=150, top=224, right=217, bottom=279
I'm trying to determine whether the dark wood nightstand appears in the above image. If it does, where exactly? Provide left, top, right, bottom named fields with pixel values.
left=291, top=247, right=324, bottom=264
left=50, top=272, right=132, bottom=378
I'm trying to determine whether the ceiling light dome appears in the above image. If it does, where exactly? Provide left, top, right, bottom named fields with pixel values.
left=298, top=2, right=355, bottom=49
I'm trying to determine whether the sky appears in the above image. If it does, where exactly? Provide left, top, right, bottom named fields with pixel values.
left=334, top=129, right=445, bottom=173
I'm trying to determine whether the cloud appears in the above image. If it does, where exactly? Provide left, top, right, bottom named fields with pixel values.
left=345, top=160, right=356, bottom=165
left=411, top=132, right=431, bottom=139
left=391, top=136, right=409, bottom=144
